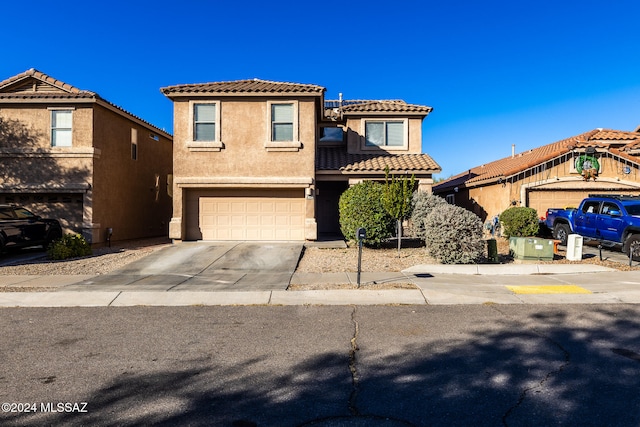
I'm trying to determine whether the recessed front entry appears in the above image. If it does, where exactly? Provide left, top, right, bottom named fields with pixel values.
left=185, top=189, right=305, bottom=241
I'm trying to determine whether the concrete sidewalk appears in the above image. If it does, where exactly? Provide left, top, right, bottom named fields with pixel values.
left=0, top=263, right=639, bottom=307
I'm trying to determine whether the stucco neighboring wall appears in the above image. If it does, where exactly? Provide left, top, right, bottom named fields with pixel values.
left=0, top=104, right=94, bottom=150
left=91, top=104, right=173, bottom=244
left=0, top=105, right=94, bottom=235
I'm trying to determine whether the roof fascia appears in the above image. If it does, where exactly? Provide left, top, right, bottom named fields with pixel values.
left=316, top=169, right=439, bottom=176
left=0, top=96, right=94, bottom=104
left=342, top=110, right=431, bottom=118
left=162, top=91, right=324, bottom=100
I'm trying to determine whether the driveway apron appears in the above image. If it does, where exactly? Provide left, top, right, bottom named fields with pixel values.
left=66, top=242, right=303, bottom=292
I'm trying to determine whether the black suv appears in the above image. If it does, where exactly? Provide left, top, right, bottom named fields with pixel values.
left=0, top=204, right=62, bottom=253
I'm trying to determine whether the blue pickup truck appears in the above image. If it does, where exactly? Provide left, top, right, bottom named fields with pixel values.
left=545, top=194, right=640, bottom=260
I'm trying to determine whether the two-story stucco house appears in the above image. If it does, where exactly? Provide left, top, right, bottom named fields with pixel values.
left=0, top=69, right=173, bottom=244
left=161, top=79, right=440, bottom=241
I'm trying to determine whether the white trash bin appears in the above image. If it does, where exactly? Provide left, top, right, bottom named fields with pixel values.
left=566, top=234, right=583, bottom=261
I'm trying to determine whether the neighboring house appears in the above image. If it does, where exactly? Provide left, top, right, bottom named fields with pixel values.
left=161, top=79, right=440, bottom=241
left=0, top=69, right=173, bottom=244
left=433, top=128, right=640, bottom=222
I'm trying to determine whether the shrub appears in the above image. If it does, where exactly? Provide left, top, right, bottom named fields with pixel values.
left=47, top=234, right=92, bottom=260
left=499, top=207, right=539, bottom=238
left=339, top=181, right=394, bottom=247
left=424, top=204, right=484, bottom=264
left=409, top=191, right=448, bottom=239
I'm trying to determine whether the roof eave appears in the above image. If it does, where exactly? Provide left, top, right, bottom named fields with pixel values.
left=161, top=90, right=324, bottom=99
left=317, top=169, right=440, bottom=175
left=342, top=111, right=431, bottom=117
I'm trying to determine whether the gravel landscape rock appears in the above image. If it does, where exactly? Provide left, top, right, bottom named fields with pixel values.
left=0, top=238, right=172, bottom=276
left=0, top=237, right=637, bottom=283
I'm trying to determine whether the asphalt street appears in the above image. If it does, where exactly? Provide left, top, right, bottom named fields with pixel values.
left=1, top=305, right=639, bottom=426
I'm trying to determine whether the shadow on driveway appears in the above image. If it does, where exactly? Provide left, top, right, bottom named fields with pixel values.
left=65, top=242, right=303, bottom=292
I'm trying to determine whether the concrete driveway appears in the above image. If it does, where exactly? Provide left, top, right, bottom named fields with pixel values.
left=66, top=242, right=303, bottom=292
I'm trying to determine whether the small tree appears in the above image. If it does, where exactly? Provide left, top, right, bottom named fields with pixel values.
left=409, top=191, right=448, bottom=240
left=339, top=181, right=394, bottom=247
left=381, top=168, right=415, bottom=254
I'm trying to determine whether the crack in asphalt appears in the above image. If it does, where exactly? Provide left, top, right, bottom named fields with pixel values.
left=348, top=305, right=361, bottom=416
left=488, top=306, right=572, bottom=427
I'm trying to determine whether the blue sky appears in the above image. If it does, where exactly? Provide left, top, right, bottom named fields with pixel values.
left=2, top=0, right=639, bottom=178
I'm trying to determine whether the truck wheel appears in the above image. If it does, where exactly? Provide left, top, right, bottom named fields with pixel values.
left=623, top=235, right=640, bottom=262
left=553, top=223, right=570, bottom=245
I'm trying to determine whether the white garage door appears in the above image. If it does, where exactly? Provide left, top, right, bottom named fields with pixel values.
left=186, top=189, right=306, bottom=241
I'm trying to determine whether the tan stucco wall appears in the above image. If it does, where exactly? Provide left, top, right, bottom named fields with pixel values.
left=344, top=116, right=423, bottom=154
left=0, top=104, right=95, bottom=150
left=170, top=96, right=317, bottom=240
left=172, top=97, right=316, bottom=178
left=0, top=105, right=94, bottom=235
left=91, top=104, right=173, bottom=244
left=0, top=103, right=173, bottom=244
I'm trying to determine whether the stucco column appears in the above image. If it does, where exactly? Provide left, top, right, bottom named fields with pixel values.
left=169, top=186, right=184, bottom=240
left=81, top=189, right=101, bottom=244
left=417, top=178, right=434, bottom=193
left=305, top=185, right=317, bottom=240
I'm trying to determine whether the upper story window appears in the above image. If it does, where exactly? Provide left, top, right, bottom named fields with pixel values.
left=194, top=103, right=216, bottom=141
left=320, top=127, right=344, bottom=144
left=364, top=119, right=406, bottom=148
left=271, top=103, right=293, bottom=141
left=51, top=109, right=73, bottom=147
left=187, top=100, right=223, bottom=151
left=265, top=100, right=301, bottom=151
left=131, top=128, right=138, bottom=160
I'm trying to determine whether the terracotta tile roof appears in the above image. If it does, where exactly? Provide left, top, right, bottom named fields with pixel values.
left=340, top=100, right=433, bottom=115
left=0, top=68, right=95, bottom=98
left=161, top=79, right=325, bottom=97
left=434, top=128, right=640, bottom=190
left=0, top=69, right=171, bottom=138
left=317, top=147, right=441, bottom=174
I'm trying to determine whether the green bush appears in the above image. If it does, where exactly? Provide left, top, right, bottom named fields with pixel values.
left=409, top=191, right=448, bottom=239
left=424, top=204, right=485, bottom=264
left=499, top=207, right=539, bottom=238
left=339, top=181, right=394, bottom=247
left=47, top=234, right=92, bottom=260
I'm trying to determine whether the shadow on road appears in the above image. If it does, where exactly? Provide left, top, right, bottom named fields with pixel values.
left=3, top=305, right=640, bottom=426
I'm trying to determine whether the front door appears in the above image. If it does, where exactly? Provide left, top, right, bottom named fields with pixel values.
left=316, top=181, right=348, bottom=236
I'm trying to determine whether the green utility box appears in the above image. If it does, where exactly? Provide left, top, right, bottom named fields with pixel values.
left=509, top=237, right=555, bottom=261
left=487, top=239, right=499, bottom=263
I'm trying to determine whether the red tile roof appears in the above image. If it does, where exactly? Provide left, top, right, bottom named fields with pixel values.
left=434, top=129, right=640, bottom=190
left=340, top=100, right=433, bottom=115
left=0, top=68, right=96, bottom=97
left=317, top=147, right=441, bottom=174
left=161, top=79, right=325, bottom=97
